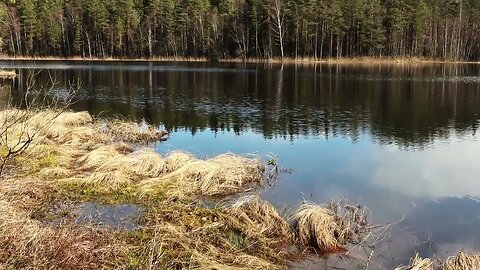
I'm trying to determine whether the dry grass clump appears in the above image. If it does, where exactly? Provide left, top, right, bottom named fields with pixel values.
left=40, top=167, right=74, bottom=179
left=102, top=119, right=168, bottom=142
left=73, top=147, right=167, bottom=191
left=220, top=195, right=292, bottom=241
left=442, top=252, right=480, bottom=270
left=291, top=202, right=348, bottom=253
left=164, top=151, right=195, bottom=171
left=25, top=110, right=100, bottom=144
left=78, top=144, right=131, bottom=169
left=191, top=250, right=278, bottom=270
left=142, top=212, right=283, bottom=270
left=74, top=145, right=264, bottom=196
left=29, top=110, right=93, bottom=127
left=74, top=170, right=134, bottom=191
left=160, top=224, right=279, bottom=269
left=96, top=149, right=167, bottom=178
left=395, top=253, right=434, bottom=270
left=0, top=200, right=127, bottom=269
left=1, top=109, right=166, bottom=151
left=397, top=251, right=480, bottom=270
left=141, top=153, right=265, bottom=197
left=128, top=149, right=168, bottom=177
left=290, top=201, right=371, bottom=254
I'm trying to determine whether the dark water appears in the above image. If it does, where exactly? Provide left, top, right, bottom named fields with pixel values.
left=2, top=61, right=480, bottom=269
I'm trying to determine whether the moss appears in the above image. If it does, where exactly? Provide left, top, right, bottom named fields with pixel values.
left=58, top=183, right=140, bottom=205
left=226, top=229, right=250, bottom=249
left=14, top=151, right=61, bottom=175
left=122, top=231, right=152, bottom=270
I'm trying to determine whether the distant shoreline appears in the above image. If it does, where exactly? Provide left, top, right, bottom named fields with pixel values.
left=0, top=56, right=479, bottom=65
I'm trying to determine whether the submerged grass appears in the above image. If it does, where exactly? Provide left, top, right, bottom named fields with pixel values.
left=0, top=108, right=376, bottom=269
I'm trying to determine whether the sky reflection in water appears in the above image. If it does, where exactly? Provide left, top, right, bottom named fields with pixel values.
left=159, top=129, right=480, bottom=268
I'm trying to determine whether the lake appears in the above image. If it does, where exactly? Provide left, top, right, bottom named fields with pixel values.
left=2, top=60, right=480, bottom=269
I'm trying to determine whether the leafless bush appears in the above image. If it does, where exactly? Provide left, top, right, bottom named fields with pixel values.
left=0, top=71, right=78, bottom=177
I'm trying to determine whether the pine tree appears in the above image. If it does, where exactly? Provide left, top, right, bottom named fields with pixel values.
left=360, top=0, right=385, bottom=55
left=18, top=0, right=37, bottom=55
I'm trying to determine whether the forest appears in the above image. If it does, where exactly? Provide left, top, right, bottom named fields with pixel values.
left=0, top=0, right=479, bottom=61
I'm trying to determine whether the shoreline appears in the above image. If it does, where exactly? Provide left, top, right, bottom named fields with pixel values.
left=0, top=108, right=374, bottom=269
left=0, top=56, right=479, bottom=65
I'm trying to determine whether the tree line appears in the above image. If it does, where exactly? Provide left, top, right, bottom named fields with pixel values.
left=0, top=0, right=479, bottom=61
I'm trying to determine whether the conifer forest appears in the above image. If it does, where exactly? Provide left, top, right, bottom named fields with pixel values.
left=0, top=0, right=479, bottom=60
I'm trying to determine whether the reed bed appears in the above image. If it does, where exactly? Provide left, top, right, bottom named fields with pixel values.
left=0, top=108, right=378, bottom=269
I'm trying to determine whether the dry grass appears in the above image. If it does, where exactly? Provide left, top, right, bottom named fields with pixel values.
left=0, top=200, right=127, bottom=269
left=291, top=202, right=348, bottom=253
left=395, top=253, right=434, bottom=270
left=146, top=221, right=281, bottom=270
left=443, top=252, right=480, bottom=270
left=0, top=69, right=16, bottom=78
left=102, top=119, right=168, bottom=142
left=220, top=195, right=292, bottom=241
left=0, top=108, right=380, bottom=269
left=1, top=109, right=165, bottom=147
left=397, top=251, right=480, bottom=270
left=290, top=201, right=372, bottom=254
left=140, top=153, right=265, bottom=197
left=97, top=149, right=167, bottom=178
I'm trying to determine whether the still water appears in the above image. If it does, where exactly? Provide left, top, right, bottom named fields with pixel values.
left=2, top=61, right=480, bottom=269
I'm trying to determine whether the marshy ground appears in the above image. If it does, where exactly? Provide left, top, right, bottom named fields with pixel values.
left=0, top=108, right=478, bottom=270
left=0, top=108, right=374, bottom=269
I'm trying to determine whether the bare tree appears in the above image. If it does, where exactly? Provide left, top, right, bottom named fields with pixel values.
left=267, top=0, right=286, bottom=59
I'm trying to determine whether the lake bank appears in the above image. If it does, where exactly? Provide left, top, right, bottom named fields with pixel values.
left=0, top=108, right=374, bottom=269
left=2, top=108, right=479, bottom=269
left=0, top=55, right=479, bottom=65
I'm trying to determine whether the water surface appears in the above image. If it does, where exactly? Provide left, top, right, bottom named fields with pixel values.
left=2, top=60, right=480, bottom=268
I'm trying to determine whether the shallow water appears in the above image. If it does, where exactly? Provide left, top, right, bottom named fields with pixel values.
left=2, top=60, right=480, bottom=268
left=73, top=202, right=142, bottom=230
